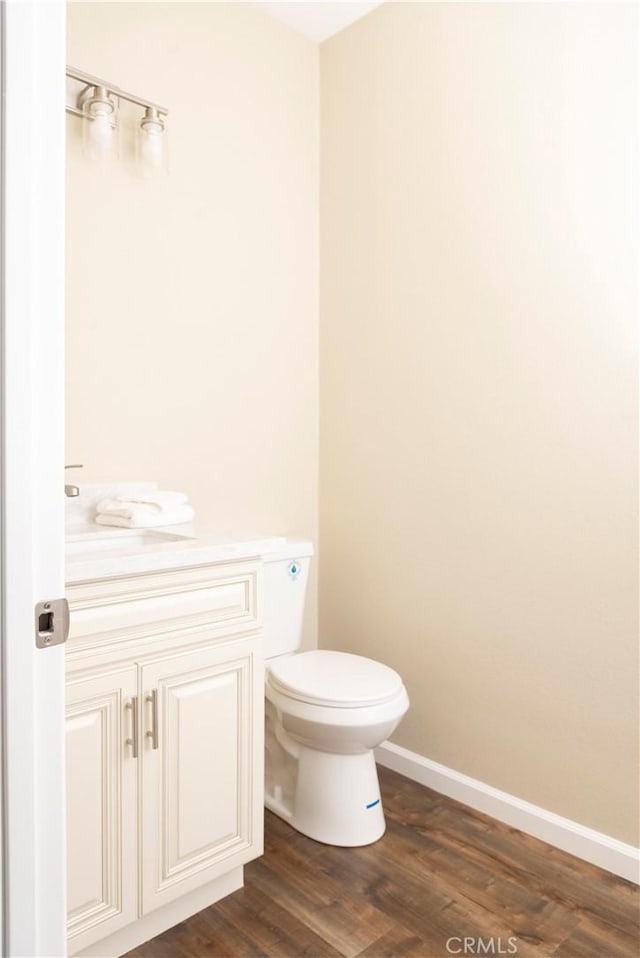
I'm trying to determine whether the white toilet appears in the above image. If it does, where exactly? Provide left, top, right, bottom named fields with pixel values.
left=263, top=539, right=409, bottom=847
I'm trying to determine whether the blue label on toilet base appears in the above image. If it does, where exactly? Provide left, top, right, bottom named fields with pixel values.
left=366, top=799, right=380, bottom=809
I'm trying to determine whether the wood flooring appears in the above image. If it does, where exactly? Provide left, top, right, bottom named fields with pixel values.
left=126, top=767, right=639, bottom=958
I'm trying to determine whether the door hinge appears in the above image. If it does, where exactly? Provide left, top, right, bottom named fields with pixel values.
left=35, top=597, right=69, bottom=649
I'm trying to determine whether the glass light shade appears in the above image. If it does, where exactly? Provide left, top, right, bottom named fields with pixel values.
left=137, top=107, right=168, bottom=177
left=81, top=86, right=118, bottom=162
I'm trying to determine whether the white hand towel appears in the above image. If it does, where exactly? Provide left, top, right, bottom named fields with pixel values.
left=95, top=505, right=195, bottom=529
left=96, top=491, right=188, bottom=519
left=122, top=491, right=188, bottom=510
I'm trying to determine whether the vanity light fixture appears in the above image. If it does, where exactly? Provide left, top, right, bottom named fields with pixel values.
left=66, top=65, right=168, bottom=174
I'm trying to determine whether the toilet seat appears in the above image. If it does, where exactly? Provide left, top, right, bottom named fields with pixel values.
left=268, top=649, right=403, bottom=709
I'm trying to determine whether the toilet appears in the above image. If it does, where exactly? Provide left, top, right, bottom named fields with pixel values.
left=263, top=539, right=409, bottom=847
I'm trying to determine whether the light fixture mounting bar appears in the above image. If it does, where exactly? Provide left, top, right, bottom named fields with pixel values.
left=65, top=64, right=168, bottom=118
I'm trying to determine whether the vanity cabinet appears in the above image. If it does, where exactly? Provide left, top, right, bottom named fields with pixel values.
left=65, top=559, right=264, bottom=957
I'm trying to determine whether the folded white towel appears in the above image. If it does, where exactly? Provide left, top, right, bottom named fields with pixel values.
left=124, top=491, right=188, bottom=510
left=96, top=491, right=189, bottom=519
left=95, top=505, right=195, bottom=529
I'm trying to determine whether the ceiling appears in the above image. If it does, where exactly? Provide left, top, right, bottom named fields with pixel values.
left=256, top=1, right=385, bottom=43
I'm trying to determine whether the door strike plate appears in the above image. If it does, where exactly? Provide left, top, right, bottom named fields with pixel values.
left=35, top=597, right=70, bottom=649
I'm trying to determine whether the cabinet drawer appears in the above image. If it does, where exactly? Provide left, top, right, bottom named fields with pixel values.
left=67, top=561, right=259, bottom=649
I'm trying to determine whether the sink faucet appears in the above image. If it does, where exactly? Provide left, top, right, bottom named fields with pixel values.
left=65, top=464, right=83, bottom=498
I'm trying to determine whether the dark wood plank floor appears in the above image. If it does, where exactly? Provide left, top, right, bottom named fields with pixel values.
left=126, top=767, right=639, bottom=958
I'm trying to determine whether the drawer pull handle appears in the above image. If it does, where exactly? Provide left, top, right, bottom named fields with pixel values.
left=146, top=689, right=159, bottom=750
left=125, top=696, right=138, bottom=759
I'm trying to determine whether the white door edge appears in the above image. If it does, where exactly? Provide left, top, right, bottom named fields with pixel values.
left=1, top=1, right=67, bottom=955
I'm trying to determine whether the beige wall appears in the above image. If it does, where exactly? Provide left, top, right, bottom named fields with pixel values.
left=66, top=2, right=318, bottom=645
left=320, top=2, right=639, bottom=843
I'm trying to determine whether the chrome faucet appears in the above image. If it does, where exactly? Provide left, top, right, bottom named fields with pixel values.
left=64, top=464, right=83, bottom=498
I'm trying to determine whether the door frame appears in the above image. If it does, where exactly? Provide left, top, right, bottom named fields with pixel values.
left=1, top=1, right=67, bottom=954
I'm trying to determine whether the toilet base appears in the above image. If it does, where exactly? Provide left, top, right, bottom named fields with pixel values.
left=266, top=742, right=386, bottom=847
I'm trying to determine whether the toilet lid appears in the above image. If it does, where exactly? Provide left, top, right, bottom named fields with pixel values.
left=267, top=650, right=404, bottom=708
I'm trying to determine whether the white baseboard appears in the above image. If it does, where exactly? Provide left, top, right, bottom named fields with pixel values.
left=376, top=741, right=640, bottom=884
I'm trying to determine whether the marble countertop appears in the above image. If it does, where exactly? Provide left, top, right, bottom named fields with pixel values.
left=64, top=482, right=287, bottom=584
left=65, top=523, right=287, bottom=584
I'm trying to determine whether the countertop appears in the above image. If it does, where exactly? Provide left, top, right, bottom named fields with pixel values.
left=65, top=522, right=287, bottom=584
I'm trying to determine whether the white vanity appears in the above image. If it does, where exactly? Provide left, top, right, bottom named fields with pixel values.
left=65, top=494, right=279, bottom=957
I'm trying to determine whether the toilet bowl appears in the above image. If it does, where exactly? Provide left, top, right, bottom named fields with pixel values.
left=262, top=542, right=410, bottom=847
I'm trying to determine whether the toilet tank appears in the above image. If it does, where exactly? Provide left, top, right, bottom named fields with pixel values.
left=262, top=539, right=314, bottom=660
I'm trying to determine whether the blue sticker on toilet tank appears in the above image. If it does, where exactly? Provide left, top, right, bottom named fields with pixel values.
left=288, top=562, right=300, bottom=579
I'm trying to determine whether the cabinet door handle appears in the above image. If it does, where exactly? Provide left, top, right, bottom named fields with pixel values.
left=125, top=696, right=139, bottom=759
left=146, top=689, right=159, bottom=750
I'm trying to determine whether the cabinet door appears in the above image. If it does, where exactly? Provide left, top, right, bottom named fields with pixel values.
left=141, top=636, right=263, bottom=915
left=66, top=666, right=138, bottom=955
